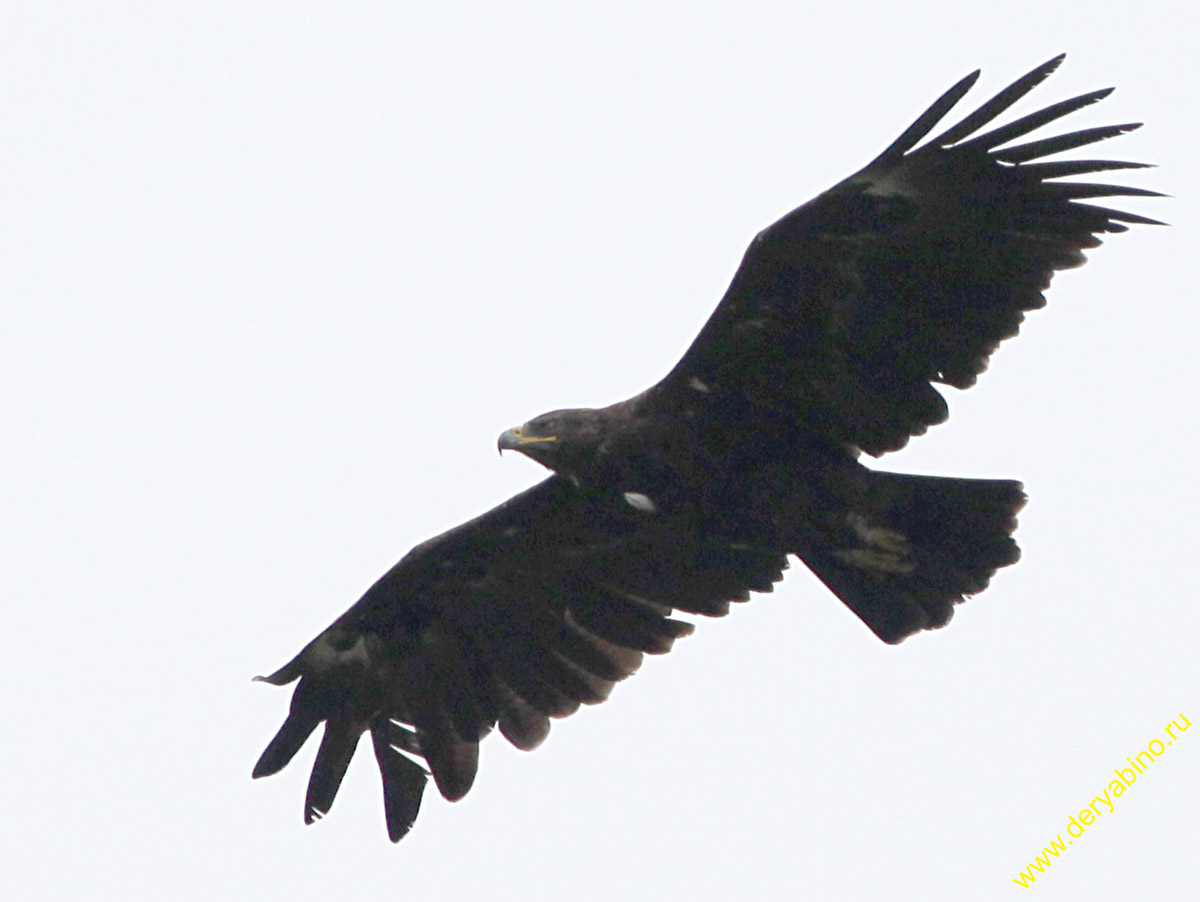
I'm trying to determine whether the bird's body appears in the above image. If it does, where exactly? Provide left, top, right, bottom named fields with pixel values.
left=254, top=56, right=1159, bottom=842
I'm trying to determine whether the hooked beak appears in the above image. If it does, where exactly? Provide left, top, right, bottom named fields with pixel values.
left=497, top=427, right=557, bottom=455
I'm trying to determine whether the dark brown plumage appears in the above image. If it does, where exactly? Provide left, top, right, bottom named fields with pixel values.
left=253, top=55, right=1159, bottom=843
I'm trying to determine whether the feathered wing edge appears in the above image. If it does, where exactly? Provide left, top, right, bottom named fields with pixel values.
left=868, top=53, right=1163, bottom=230
left=815, top=54, right=1161, bottom=451
left=871, top=54, right=1163, bottom=403
left=252, top=478, right=789, bottom=842
left=659, top=55, right=1161, bottom=459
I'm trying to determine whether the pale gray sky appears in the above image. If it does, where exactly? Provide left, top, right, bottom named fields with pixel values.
left=3, top=3, right=1196, bottom=900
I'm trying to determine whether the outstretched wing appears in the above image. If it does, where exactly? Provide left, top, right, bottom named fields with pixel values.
left=652, top=55, right=1161, bottom=456
left=253, top=476, right=787, bottom=841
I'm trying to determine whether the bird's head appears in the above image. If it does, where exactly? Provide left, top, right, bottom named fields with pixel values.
left=497, top=407, right=602, bottom=473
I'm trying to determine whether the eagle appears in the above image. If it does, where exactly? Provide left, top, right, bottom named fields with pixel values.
left=253, top=55, right=1159, bottom=842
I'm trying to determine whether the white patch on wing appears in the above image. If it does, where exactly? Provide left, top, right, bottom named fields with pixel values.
left=834, top=513, right=914, bottom=575
left=847, top=512, right=909, bottom=554
left=833, top=547, right=916, bottom=575
left=861, top=170, right=914, bottom=198
left=623, top=491, right=657, bottom=513
left=309, top=633, right=371, bottom=671
left=688, top=376, right=710, bottom=393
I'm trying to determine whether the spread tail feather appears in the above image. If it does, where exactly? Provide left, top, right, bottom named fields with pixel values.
left=797, top=471, right=1025, bottom=643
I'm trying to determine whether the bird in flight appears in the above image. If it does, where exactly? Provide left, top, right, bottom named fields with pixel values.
left=253, top=55, right=1160, bottom=842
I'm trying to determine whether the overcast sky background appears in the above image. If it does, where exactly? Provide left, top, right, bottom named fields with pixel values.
left=3, top=3, right=1196, bottom=900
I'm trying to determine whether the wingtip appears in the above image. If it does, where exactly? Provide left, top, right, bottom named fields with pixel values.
left=371, top=719, right=430, bottom=843
left=252, top=742, right=293, bottom=780
left=303, top=805, right=326, bottom=826
left=866, top=66, right=984, bottom=165
left=253, top=656, right=305, bottom=686
left=1025, top=53, right=1068, bottom=90
left=251, top=753, right=279, bottom=780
